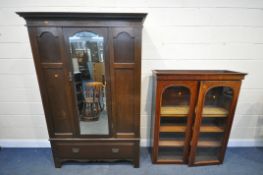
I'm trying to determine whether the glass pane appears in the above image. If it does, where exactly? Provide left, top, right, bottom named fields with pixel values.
left=195, top=86, right=233, bottom=163
left=161, top=86, right=190, bottom=116
left=195, top=148, right=220, bottom=162
left=68, top=31, right=109, bottom=135
left=158, top=86, right=190, bottom=162
left=158, top=147, right=184, bottom=161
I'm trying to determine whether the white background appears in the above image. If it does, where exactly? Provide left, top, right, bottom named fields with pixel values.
left=0, top=0, right=263, bottom=147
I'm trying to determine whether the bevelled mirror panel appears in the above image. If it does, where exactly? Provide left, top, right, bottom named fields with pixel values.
left=68, top=31, right=109, bottom=135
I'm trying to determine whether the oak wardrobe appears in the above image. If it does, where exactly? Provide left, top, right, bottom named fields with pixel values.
left=17, top=12, right=147, bottom=168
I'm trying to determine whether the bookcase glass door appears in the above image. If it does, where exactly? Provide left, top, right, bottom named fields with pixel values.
left=158, top=86, right=190, bottom=162
left=194, top=86, right=233, bottom=163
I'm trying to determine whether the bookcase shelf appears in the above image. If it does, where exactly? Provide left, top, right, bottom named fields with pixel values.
left=200, top=125, right=225, bottom=133
left=159, top=140, right=185, bottom=147
left=160, top=106, right=189, bottom=117
left=160, top=125, right=187, bottom=133
left=197, top=140, right=222, bottom=147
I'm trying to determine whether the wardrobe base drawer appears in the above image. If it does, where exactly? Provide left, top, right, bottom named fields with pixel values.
left=52, top=141, right=135, bottom=159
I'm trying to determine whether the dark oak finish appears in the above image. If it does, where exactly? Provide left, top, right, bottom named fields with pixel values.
left=151, top=70, right=246, bottom=166
left=17, top=12, right=146, bottom=168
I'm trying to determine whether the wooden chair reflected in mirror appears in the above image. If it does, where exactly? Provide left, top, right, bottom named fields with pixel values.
left=81, top=81, right=105, bottom=121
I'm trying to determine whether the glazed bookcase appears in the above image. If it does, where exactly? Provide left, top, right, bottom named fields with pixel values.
left=151, top=70, right=246, bottom=166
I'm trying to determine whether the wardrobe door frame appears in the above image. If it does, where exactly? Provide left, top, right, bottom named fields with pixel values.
left=28, top=27, right=77, bottom=138
left=189, top=81, right=242, bottom=166
left=63, top=27, right=113, bottom=138
left=153, top=80, right=198, bottom=163
left=109, top=27, right=142, bottom=138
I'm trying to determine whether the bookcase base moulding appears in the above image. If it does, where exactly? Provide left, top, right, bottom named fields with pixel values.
left=150, top=70, right=246, bottom=166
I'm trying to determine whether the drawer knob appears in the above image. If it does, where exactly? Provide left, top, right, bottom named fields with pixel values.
left=112, top=148, right=119, bottom=153
left=72, top=147, right=80, bottom=153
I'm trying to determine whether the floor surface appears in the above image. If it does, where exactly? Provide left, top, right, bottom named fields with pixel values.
left=0, top=147, right=263, bottom=175
left=80, top=110, right=109, bottom=135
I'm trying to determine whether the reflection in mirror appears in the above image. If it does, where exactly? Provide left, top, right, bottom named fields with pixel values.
left=69, top=31, right=109, bottom=135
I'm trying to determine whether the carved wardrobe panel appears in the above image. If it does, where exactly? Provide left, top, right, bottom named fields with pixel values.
left=110, top=27, right=141, bottom=138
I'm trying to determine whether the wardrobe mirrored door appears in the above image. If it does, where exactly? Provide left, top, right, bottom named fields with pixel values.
left=65, top=28, right=110, bottom=136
